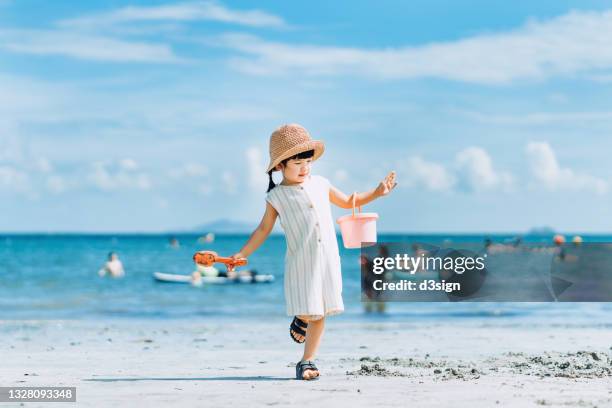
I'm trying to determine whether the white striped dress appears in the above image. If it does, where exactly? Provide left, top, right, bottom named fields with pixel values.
left=266, top=174, right=344, bottom=319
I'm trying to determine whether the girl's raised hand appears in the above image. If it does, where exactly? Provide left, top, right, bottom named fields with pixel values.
left=376, top=170, right=397, bottom=197
left=230, top=252, right=246, bottom=263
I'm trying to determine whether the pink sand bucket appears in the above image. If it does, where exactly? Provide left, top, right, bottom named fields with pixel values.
left=336, top=193, right=379, bottom=249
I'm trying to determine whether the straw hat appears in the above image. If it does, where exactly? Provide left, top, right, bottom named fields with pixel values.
left=266, top=124, right=324, bottom=173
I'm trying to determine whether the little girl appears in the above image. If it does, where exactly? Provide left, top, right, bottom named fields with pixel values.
left=231, top=123, right=397, bottom=381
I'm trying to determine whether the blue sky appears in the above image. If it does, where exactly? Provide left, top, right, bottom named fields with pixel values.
left=2, top=0, right=612, bottom=233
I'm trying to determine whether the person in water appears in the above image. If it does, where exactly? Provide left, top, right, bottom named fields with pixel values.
left=99, top=252, right=125, bottom=278
left=230, top=123, right=397, bottom=380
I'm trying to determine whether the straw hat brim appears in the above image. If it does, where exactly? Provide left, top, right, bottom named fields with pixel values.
left=266, top=140, right=324, bottom=173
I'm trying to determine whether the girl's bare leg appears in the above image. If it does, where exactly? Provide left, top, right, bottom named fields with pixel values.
left=297, top=315, right=325, bottom=379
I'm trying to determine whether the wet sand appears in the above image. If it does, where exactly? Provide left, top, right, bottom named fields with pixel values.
left=1, top=318, right=611, bottom=407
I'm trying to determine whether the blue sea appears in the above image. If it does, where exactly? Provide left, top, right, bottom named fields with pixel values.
left=1, top=234, right=611, bottom=324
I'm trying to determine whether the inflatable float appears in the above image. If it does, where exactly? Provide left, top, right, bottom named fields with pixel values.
left=153, top=271, right=274, bottom=284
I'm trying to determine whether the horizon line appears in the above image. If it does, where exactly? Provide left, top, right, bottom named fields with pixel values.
left=0, top=230, right=599, bottom=236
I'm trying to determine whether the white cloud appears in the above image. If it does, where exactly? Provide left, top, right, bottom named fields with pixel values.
left=526, top=141, right=608, bottom=194
left=334, top=169, right=348, bottom=183
left=221, top=170, right=237, bottom=194
left=455, top=147, right=514, bottom=192
left=245, top=146, right=266, bottom=190
left=196, top=184, right=213, bottom=196
left=398, top=148, right=513, bottom=193
left=46, top=175, right=67, bottom=194
left=0, top=29, right=183, bottom=63
left=35, top=157, right=53, bottom=173
left=0, top=165, right=29, bottom=191
left=398, top=156, right=456, bottom=192
left=0, top=132, right=25, bottom=163
left=89, top=160, right=151, bottom=191
left=166, top=162, right=211, bottom=196
left=34, top=158, right=72, bottom=194
left=1, top=2, right=286, bottom=64
left=215, top=10, right=612, bottom=84
left=58, top=1, right=287, bottom=30
left=169, top=162, right=209, bottom=179
left=154, top=196, right=169, bottom=209
left=0, top=133, right=74, bottom=195
left=119, top=158, right=138, bottom=171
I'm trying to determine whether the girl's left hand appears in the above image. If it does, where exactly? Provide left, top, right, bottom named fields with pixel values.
left=376, top=171, right=397, bottom=196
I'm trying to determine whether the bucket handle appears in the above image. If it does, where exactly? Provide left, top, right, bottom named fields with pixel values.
left=351, top=192, right=362, bottom=217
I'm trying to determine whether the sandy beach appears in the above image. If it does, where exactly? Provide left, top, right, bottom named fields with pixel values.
left=2, top=317, right=611, bottom=407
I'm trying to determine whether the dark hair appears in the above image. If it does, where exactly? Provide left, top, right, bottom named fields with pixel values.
left=267, top=149, right=314, bottom=193
left=108, top=252, right=117, bottom=260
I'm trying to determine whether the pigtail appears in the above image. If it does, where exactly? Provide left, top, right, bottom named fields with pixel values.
left=266, top=170, right=276, bottom=193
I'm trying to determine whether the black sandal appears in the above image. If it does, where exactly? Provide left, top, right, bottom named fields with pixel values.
left=296, top=360, right=319, bottom=380
left=289, top=317, right=308, bottom=344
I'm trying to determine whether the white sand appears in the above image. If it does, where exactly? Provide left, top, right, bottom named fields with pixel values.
left=1, top=318, right=611, bottom=407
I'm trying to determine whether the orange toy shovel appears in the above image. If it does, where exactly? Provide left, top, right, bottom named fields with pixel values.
left=193, top=250, right=248, bottom=272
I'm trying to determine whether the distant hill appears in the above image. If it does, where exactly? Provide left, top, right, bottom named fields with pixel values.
left=526, top=226, right=556, bottom=237
left=192, top=219, right=258, bottom=234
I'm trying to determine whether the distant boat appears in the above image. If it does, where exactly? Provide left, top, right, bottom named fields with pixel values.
left=197, top=232, right=215, bottom=244
left=526, top=226, right=556, bottom=237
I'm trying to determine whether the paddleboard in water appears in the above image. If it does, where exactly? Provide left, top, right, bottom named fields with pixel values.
left=152, top=272, right=274, bottom=284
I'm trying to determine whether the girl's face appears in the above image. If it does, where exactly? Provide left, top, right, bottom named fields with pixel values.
left=278, top=157, right=312, bottom=184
